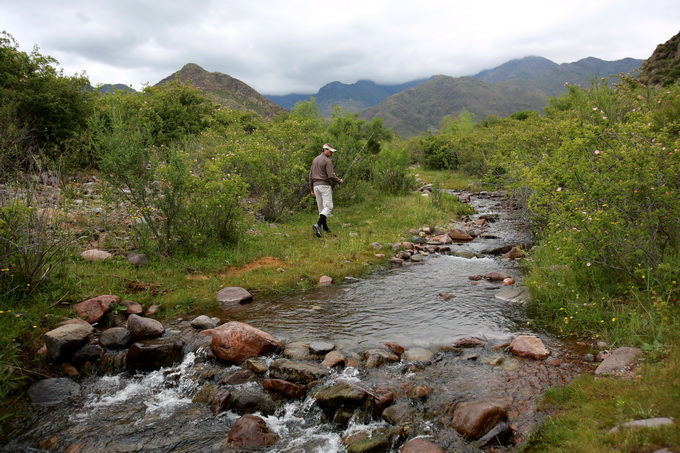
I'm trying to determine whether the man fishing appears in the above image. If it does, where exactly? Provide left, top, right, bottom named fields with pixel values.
left=309, top=143, right=343, bottom=237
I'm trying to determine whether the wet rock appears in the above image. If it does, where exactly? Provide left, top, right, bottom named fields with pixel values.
left=371, top=387, right=395, bottom=417
left=210, top=321, right=279, bottom=363
left=474, top=421, right=514, bottom=448
left=402, top=347, right=434, bottom=362
left=502, top=278, right=515, bottom=286
left=226, top=414, right=279, bottom=449
left=269, top=359, right=330, bottom=384
left=231, top=390, right=277, bottom=415
left=126, top=314, right=164, bottom=340
left=484, top=271, right=509, bottom=281
left=314, top=381, right=370, bottom=410
left=509, top=335, right=551, bottom=360
left=126, top=253, right=149, bottom=267
left=450, top=400, right=508, bottom=439
left=244, top=358, right=268, bottom=374
left=451, top=338, right=487, bottom=348
left=80, top=249, right=112, bottom=262
left=215, top=287, right=253, bottom=308
left=263, top=378, right=306, bottom=398
left=27, top=378, right=81, bottom=405
left=71, top=344, right=103, bottom=366
left=190, top=315, right=217, bottom=330
left=382, top=400, right=416, bottom=426
left=501, top=246, right=526, bottom=259
left=284, top=341, right=316, bottom=360
left=389, top=257, right=405, bottom=265
left=125, top=337, right=185, bottom=371
left=436, top=292, right=455, bottom=301
left=72, top=295, right=119, bottom=324
left=192, top=383, right=220, bottom=404
left=345, top=430, right=392, bottom=453
left=222, top=369, right=257, bottom=385
left=363, top=348, right=400, bottom=368
left=448, top=228, right=473, bottom=241
left=44, top=323, right=94, bottom=362
left=99, top=327, right=131, bottom=349
left=310, top=341, right=335, bottom=355
left=385, top=342, right=405, bottom=355
left=210, top=389, right=233, bottom=414
left=401, top=438, right=446, bottom=453
left=322, top=350, right=346, bottom=367
left=494, top=286, right=530, bottom=303
left=595, top=347, right=643, bottom=375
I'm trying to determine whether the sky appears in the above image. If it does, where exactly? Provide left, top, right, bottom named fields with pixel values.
left=3, top=1, right=678, bottom=95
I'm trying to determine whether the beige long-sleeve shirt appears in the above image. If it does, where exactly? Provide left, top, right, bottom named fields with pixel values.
left=309, top=153, right=342, bottom=191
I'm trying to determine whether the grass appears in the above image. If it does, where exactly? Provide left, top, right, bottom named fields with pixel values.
left=522, top=336, right=680, bottom=452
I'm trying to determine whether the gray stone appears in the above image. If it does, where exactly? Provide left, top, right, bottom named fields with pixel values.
left=126, top=314, right=164, bottom=340
left=216, top=287, right=253, bottom=308
left=494, top=286, right=531, bottom=303
left=44, top=323, right=94, bottom=362
left=127, top=253, right=149, bottom=267
left=99, top=327, right=131, bottom=349
left=608, top=417, right=674, bottom=433
left=269, top=359, right=329, bottom=384
left=595, top=347, right=644, bottom=375
left=27, top=378, right=81, bottom=405
left=401, top=347, right=434, bottom=362
left=309, top=341, right=335, bottom=355
left=125, top=337, right=185, bottom=371
left=190, top=315, right=217, bottom=330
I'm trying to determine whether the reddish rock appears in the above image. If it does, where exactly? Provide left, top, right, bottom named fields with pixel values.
left=227, top=414, right=279, bottom=449
left=384, top=342, right=405, bottom=355
left=451, top=400, right=508, bottom=439
left=210, top=389, right=233, bottom=414
left=401, top=438, right=446, bottom=452
left=448, top=228, right=474, bottom=241
left=262, top=378, right=306, bottom=398
left=211, top=321, right=279, bottom=363
left=72, top=295, right=120, bottom=323
left=119, top=300, right=143, bottom=315
left=484, top=271, right=510, bottom=281
left=509, top=335, right=551, bottom=360
left=322, top=350, right=345, bottom=367
left=318, top=275, right=333, bottom=286
left=371, top=387, right=395, bottom=417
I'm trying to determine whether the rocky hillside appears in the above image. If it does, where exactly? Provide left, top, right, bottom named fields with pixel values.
left=473, top=56, right=643, bottom=97
left=359, top=75, right=548, bottom=138
left=155, top=63, right=285, bottom=120
left=638, top=30, right=680, bottom=87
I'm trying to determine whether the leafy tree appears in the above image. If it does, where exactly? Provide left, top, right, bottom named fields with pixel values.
left=0, top=32, right=94, bottom=173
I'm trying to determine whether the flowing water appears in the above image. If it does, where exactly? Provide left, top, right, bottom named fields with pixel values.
left=1, top=192, right=591, bottom=452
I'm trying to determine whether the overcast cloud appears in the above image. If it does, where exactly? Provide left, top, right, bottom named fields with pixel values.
left=3, top=0, right=678, bottom=95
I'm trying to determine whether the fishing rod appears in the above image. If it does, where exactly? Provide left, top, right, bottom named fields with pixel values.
left=342, top=131, right=375, bottom=181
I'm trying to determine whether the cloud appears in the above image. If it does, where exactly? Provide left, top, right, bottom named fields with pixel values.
left=3, top=0, right=678, bottom=94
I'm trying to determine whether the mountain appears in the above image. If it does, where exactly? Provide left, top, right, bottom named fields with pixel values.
left=97, top=83, right=136, bottom=94
left=473, top=56, right=644, bottom=97
left=264, top=78, right=432, bottom=115
left=638, top=30, right=680, bottom=87
left=155, top=63, right=285, bottom=119
left=359, top=75, right=548, bottom=138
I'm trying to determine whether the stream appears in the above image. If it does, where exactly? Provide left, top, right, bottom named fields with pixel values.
left=1, top=192, right=592, bottom=452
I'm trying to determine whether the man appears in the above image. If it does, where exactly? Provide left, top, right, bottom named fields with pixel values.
left=309, top=143, right=344, bottom=237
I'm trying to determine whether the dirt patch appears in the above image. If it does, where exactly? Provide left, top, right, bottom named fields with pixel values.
left=186, top=256, right=287, bottom=280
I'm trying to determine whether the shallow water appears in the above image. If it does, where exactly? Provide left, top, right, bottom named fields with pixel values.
left=2, top=192, right=589, bottom=453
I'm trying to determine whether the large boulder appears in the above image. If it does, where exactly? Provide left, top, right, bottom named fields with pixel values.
left=44, top=323, right=94, bottom=362
left=72, top=295, right=120, bottom=324
left=125, top=337, right=185, bottom=371
left=126, top=314, right=164, bottom=340
left=210, top=321, right=279, bottom=363
left=226, top=414, right=279, bottom=449
left=450, top=400, right=508, bottom=439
